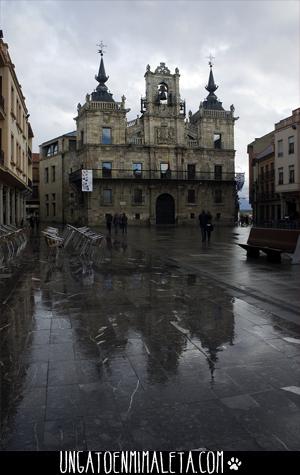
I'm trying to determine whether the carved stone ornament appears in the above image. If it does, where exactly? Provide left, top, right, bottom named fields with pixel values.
left=155, top=62, right=171, bottom=75
left=156, top=126, right=175, bottom=144
left=146, top=64, right=151, bottom=72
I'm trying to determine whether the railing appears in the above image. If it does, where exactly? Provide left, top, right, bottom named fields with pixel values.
left=70, top=168, right=243, bottom=183
left=127, top=137, right=144, bottom=145
left=0, top=150, right=4, bottom=166
left=257, top=220, right=300, bottom=230
left=188, top=140, right=199, bottom=147
left=84, top=101, right=122, bottom=112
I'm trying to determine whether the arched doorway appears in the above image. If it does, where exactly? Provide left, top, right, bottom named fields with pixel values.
left=156, top=193, right=175, bottom=224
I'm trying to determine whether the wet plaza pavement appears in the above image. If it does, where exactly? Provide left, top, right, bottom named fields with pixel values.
left=1, top=225, right=300, bottom=451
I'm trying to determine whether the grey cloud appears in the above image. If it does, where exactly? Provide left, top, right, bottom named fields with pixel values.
left=2, top=0, right=299, bottom=203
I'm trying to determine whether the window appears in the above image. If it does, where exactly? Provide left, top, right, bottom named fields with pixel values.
left=135, top=213, right=140, bottom=220
left=278, top=167, right=283, bottom=185
left=277, top=140, right=283, bottom=157
left=102, top=128, right=112, bottom=145
left=11, top=87, right=14, bottom=115
left=102, top=162, right=112, bottom=178
left=52, top=193, right=56, bottom=201
left=133, top=163, right=142, bottom=177
left=44, top=167, right=49, bottom=183
left=288, top=136, right=294, bottom=154
left=213, top=133, right=221, bottom=149
left=46, top=142, right=58, bottom=157
left=289, top=165, right=295, bottom=184
left=46, top=203, right=49, bottom=217
left=133, top=188, right=143, bottom=204
left=160, top=162, right=171, bottom=178
left=51, top=166, right=56, bottom=182
left=214, top=189, right=222, bottom=203
left=10, top=134, right=14, bottom=163
left=103, top=189, right=112, bottom=204
left=45, top=194, right=49, bottom=201
left=69, top=139, right=76, bottom=151
left=52, top=202, right=56, bottom=217
left=187, top=164, right=196, bottom=179
left=190, top=213, right=195, bottom=219
left=214, top=165, right=222, bottom=180
left=80, top=130, right=84, bottom=146
left=188, top=189, right=195, bottom=203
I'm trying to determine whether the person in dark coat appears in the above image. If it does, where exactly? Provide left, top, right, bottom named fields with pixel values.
left=198, top=210, right=208, bottom=242
left=113, top=213, right=119, bottom=234
left=121, top=213, right=128, bottom=235
left=206, top=211, right=213, bottom=242
left=105, top=213, right=113, bottom=235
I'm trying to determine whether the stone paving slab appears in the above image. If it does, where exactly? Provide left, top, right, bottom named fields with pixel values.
left=1, top=226, right=300, bottom=451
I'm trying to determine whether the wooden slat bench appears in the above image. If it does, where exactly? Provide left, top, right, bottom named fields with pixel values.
left=238, top=227, right=300, bottom=263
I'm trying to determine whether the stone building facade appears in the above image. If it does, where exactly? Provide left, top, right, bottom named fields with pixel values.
left=248, top=131, right=281, bottom=224
left=40, top=49, right=241, bottom=226
left=0, top=32, right=33, bottom=226
left=248, top=108, right=300, bottom=224
left=275, top=108, right=300, bottom=220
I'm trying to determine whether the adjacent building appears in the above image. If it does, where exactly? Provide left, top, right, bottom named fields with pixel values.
left=0, top=32, right=33, bottom=226
left=275, top=108, right=300, bottom=220
left=248, top=108, right=300, bottom=225
left=40, top=49, right=242, bottom=226
left=26, top=152, right=40, bottom=219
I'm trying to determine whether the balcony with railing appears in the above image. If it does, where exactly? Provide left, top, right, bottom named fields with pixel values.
left=70, top=168, right=243, bottom=183
left=0, top=95, right=5, bottom=119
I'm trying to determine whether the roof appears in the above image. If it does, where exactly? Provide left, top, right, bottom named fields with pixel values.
left=256, top=143, right=274, bottom=159
left=40, top=131, right=77, bottom=147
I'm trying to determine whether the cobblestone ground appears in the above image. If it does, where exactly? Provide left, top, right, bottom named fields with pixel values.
left=1, top=225, right=300, bottom=451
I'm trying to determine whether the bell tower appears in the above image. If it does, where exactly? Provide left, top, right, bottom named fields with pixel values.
left=140, top=63, right=186, bottom=145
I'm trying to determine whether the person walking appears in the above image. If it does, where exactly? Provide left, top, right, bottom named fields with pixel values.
left=113, top=213, right=119, bottom=234
left=198, top=210, right=208, bottom=242
left=206, top=211, right=214, bottom=242
left=121, top=213, right=128, bottom=235
left=105, top=213, right=113, bottom=235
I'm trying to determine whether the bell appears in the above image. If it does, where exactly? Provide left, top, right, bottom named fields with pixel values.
left=159, top=91, right=167, bottom=101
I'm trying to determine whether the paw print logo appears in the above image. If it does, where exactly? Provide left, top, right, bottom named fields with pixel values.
left=228, top=457, right=242, bottom=471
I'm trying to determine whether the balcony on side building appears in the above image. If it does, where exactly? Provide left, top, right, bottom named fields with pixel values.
left=0, top=95, right=5, bottom=120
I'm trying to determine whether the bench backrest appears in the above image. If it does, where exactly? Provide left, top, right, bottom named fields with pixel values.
left=247, top=227, right=300, bottom=252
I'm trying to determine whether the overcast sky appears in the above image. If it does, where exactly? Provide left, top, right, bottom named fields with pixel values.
left=1, top=0, right=299, bottom=203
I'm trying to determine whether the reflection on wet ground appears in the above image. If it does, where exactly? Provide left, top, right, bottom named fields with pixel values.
left=1, top=226, right=300, bottom=451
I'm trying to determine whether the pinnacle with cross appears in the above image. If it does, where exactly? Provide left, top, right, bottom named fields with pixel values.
left=97, top=41, right=107, bottom=56
left=207, top=54, right=215, bottom=68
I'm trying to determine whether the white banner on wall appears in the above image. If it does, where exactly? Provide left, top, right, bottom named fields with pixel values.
left=81, top=169, right=93, bottom=192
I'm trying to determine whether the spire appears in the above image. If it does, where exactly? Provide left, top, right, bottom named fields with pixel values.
left=205, top=62, right=218, bottom=94
left=96, top=43, right=109, bottom=85
left=203, top=58, right=224, bottom=111
left=91, top=42, right=115, bottom=103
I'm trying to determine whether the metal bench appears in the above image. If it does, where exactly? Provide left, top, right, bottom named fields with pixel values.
left=238, top=227, right=300, bottom=263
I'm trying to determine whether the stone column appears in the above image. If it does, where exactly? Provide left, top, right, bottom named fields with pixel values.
left=5, top=187, right=10, bottom=225
left=0, top=183, right=3, bottom=225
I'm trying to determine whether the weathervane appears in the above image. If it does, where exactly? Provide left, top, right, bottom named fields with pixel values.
left=206, top=53, right=215, bottom=67
left=97, top=41, right=107, bottom=56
